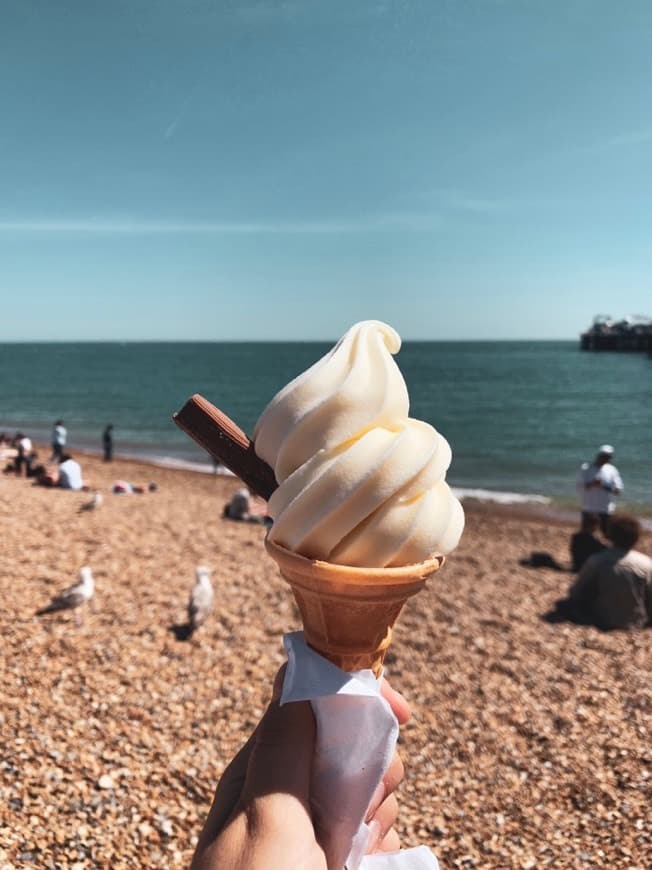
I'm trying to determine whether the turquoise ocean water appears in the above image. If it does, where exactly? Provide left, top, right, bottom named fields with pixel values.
left=1, top=341, right=650, bottom=512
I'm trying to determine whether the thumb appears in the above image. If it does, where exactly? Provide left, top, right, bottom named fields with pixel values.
left=240, top=697, right=316, bottom=811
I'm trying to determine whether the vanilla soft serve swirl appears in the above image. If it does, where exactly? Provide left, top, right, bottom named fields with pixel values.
left=254, top=320, right=464, bottom=567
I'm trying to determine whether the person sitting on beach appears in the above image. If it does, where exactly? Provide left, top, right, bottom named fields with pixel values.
left=191, top=670, right=409, bottom=869
left=568, top=514, right=652, bottom=630
left=224, top=487, right=251, bottom=520
left=57, top=454, right=84, bottom=490
left=570, top=513, right=607, bottom=572
left=223, top=487, right=271, bottom=525
left=35, top=452, right=83, bottom=489
left=14, top=433, right=34, bottom=477
left=35, top=466, right=59, bottom=487
left=25, top=449, right=45, bottom=479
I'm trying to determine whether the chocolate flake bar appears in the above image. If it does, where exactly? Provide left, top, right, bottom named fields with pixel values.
left=173, top=394, right=278, bottom=501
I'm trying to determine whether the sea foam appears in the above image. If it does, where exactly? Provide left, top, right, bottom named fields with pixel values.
left=452, top=487, right=551, bottom=506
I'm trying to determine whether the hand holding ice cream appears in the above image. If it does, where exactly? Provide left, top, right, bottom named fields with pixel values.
left=176, top=321, right=461, bottom=869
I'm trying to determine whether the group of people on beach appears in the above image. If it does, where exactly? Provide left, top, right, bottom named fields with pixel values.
left=2, top=424, right=85, bottom=490
left=50, top=420, right=114, bottom=465
left=571, top=443, right=624, bottom=571
left=1, top=420, right=118, bottom=492
left=3, top=420, right=163, bottom=501
left=546, top=444, right=652, bottom=630
left=4, top=429, right=649, bottom=630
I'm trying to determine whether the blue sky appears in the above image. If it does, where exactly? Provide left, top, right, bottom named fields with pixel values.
left=2, top=0, right=651, bottom=340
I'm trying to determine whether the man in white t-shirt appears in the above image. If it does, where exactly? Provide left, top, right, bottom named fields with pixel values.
left=576, top=444, right=623, bottom=534
left=58, top=454, right=83, bottom=491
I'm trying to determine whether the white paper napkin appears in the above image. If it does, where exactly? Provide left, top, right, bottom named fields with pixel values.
left=281, top=632, right=439, bottom=870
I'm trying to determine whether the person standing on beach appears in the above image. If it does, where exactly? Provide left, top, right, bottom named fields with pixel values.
left=103, top=424, right=113, bottom=462
left=576, top=444, right=623, bottom=534
left=50, top=420, right=67, bottom=461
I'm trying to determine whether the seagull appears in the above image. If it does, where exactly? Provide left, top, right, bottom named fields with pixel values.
left=36, top=566, right=95, bottom=616
left=187, top=566, right=214, bottom=634
left=79, top=491, right=103, bottom=512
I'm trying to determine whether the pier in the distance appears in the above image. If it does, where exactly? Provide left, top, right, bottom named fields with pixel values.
left=580, top=314, right=652, bottom=352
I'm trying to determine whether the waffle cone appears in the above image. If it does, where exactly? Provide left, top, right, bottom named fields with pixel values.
left=265, top=538, right=443, bottom=677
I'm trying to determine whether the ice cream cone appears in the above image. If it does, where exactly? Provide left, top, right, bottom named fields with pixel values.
left=265, top=538, right=443, bottom=677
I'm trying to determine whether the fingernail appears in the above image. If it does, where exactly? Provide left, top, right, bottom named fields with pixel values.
left=366, top=819, right=382, bottom=853
left=365, top=781, right=385, bottom=821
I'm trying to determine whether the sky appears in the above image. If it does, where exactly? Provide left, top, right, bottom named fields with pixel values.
left=1, top=0, right=652, bottom=341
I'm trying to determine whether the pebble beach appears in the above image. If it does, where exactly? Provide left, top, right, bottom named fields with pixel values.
left=1, top=450, right=650, bottom=869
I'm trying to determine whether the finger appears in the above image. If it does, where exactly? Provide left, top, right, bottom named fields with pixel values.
left=365, top=750, right=404, bottom=821
left=380, top=678, right=411, bottom=725
left=365, top=793, right=399, bottom=852
left=382, top=749, right=404, bottom=797
left=378, top=827, right=401, bottom=853
left=193, top=731, right=257, bottom=854
left=240, top=697, right=316, bottom=813
left=194, top=667, right=285, bottom=846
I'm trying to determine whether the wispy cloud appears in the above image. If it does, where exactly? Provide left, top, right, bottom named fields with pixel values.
left=415, top=186, right=571, bottom=215
left=443, top=192, right=510, bottom=214
left=163, top=117, right=181, bottom=140
left=600, top=129, right=652, bottom=149
left=235, top=0, right=313, bottom=21
left=235, top=0, right=398, bottom=23
left=0, top=213, right=441, bottom=236
left=416, top=188, right=513, bottom=214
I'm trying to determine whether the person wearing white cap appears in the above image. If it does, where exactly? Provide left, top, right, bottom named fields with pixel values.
left=576, top=444, right=623, bottom=534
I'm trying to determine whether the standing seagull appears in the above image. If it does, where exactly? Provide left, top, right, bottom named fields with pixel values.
left=187, top=566, right=214, bottom=634
left=36, top=566, right=95, bottom=616
left=79, top=491, right=103, bottom=512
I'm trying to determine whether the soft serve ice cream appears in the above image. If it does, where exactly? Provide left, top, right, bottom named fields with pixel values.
left=254, top=320, right=464, bottom=568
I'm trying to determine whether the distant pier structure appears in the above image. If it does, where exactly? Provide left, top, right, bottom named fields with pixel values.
left=580, top=314, right=652, bottom=352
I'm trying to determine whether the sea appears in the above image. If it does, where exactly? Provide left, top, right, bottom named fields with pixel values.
left=1, top=341, right=650, bottom=515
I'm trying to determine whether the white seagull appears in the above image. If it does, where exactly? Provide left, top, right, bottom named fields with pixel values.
left=79, top=491, right=103, bottom=512
left=37, top=566, right=95, bottom=615
left=188, top=566, right=214, bottom=633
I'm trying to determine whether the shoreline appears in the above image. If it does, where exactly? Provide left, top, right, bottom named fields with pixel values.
left=72, top=446, right=652, bottom=528
left=3, top=412, right=650, bottom=518
left=15, top=440, right=652, bottom=529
